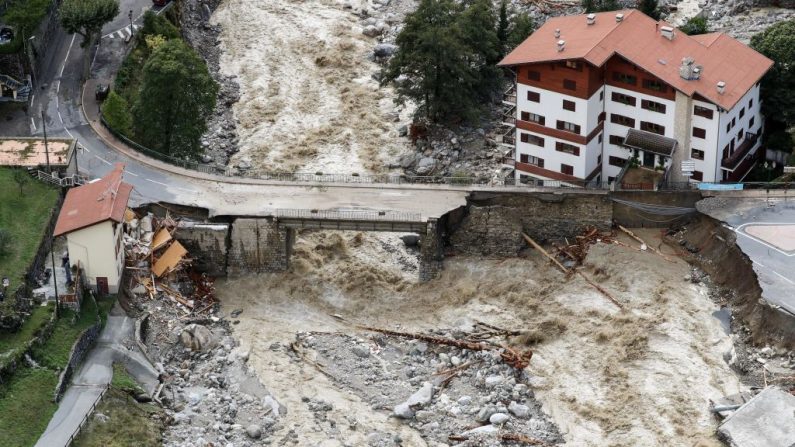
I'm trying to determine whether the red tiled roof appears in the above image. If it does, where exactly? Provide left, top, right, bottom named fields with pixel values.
left=499, top=10, right=773, bottom=110
left=54, top=163, right=133, bottom=236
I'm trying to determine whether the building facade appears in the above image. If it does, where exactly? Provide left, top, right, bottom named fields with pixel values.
left=498, top=10, right=772, bottom=185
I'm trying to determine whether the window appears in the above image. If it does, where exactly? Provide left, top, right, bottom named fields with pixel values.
left=527, top=91, right=540, bottom=102
left=598, top=133, right=603, bottom=143
left=609, top=135, right=624, bottom=145
left=608, top=156, right=627, bottom=167
left=610, top=114, right=635, bottom=127
left=562, top=100, right=576, bottom=111
left=565, top=60, right=582, bottom=70
left=599, top=91, right=604, bottom=101
left=737, top=129, right=744, bottom=142
left=726, top=122, right=732, bottom=133
left=520, top=133, right=545, bottom=147
left=640, top=121, right=665, bottom=135
left=556, top=120, right=581, bottom=134
left=749, top=117, right=755, bottom=128
left=739, top=107, right=745, bottom=118
left=608, top=176, right=616, bottom=183
left=527, top=70, right=540, bottom=81
left=691, top=149, right=705, bottom=160
left=598, top=154, right=602, bottom=164
left=692, top=127, right=706, bottom=139
left=520, top=154, right=544, bottom=167
left=598, top=112, right=606, bottom=122
left=561, top=164, right=574, bottom=175
left=611, top=92, right=636, bottom=106
left=691, top=170, right=703, bottom=181
left=521, top=111, right=545, bottom=125
left=555, top=142, right=580, bottom=156
left=732, top=117, right=736, bottom=127
left=641, top=99, right=666, bottom=113
left=642, top=79, right=666, bottom=92
left=694, top=106, right=713, bottom=119
left=613, top=72, right=637, bottom=85
left=749, top=98, right=753, bottom=108
left=563, top=79, right=576, bottom=91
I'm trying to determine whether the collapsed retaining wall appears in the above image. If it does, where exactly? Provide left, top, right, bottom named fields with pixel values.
left=668, top=214, right=795, bottom=348
left=174, top=222, right=229, bottom=277
left=448, top=191, right=613, bottom=256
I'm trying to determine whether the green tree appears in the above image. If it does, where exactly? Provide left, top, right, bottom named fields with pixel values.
left=12, top=169, right=28, bottom=196
left=139, top=10, right=180, bottom=40
left=59, top=0, right=120, bottom=79
left=382, top=0, right=479, bottom=122
left=582, top=0, right=618, bottom=12
left=638, top=0, right=661, bottom=20
left=506, top=11, right=534, bottom=51
left=131, top=39, right=217, bottom=158
left=751, top=19, right=795, bottom=127
left=497, top=0, right=509, bottom=57
left=101, top=91, right=133, bottom=136
left=456, top=0, right=501, bottom=99
left=679, top=16, right=709, bottom=35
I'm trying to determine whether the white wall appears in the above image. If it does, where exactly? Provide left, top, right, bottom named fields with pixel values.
left=690, top=98, right=720, bottom=182
left=713, top=84, right=762, bottom=181
left=66, top=220, right=125, bottom=293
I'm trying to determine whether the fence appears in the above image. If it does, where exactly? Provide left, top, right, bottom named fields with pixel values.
left=274, top=209, right=423, bottom=222
left=65, top=383, right=110, bottom=447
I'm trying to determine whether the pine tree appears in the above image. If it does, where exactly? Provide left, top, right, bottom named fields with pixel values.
left=497, top=0, right=510, bottom=58
left=638, top=0, right=661, bottom=20
left=456, top=0, right=501, bottom=99
left=582, top=0, right=595, bottom=13
left=507, top=12, right=534, bottom=52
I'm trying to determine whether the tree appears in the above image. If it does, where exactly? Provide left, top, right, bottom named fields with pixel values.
left=456, top=0, right=501, bottom=99
left=679, top=16, right=709, bottom=35
left=382, top=0, right=480, bottom=122
left=506, top=11, right=534, bottom=52
left=638, top=0, right=661, bottom=20
left=59, top=0, right=120, bottom=80
left=497, top=0, right=509, bottom=58
left=582, top=0, right=618, bottom=12
left=12, top=169, right=28, bottom=196
left=131, top=39, right=217, bottom=158
left=139, top=10, right=180, bottom=40
left=751, top=19, right=795, bottom=127
left=101, top=91, right=133, bottom=136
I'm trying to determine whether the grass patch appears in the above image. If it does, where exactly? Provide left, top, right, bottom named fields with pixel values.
left=0, top=166, right=59, bottom=310
left=111, top=362, right=142, bottom=395
left=71, top=388, right=164, bottom=447
left=0, top=303, right=52, bottom=365
left=0, top=366, right=59, bottom=447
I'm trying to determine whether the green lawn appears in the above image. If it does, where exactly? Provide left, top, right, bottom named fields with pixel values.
left=0, top=367, right=59, bottom=447
left=0, top=167, right=59, bottom=305
left=72, top=388, right=164, bottom=447
left=0, top=304, right=52, bottom=365
left=110, top=362, right=143, bottom=394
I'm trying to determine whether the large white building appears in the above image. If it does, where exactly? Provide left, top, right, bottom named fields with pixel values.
left=498, top=10, right=773, bottom=186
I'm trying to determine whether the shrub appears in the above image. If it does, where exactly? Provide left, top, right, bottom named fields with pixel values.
left=101, top=91, right=133, bottom=136
left=140, top=10, right=180, bottom=40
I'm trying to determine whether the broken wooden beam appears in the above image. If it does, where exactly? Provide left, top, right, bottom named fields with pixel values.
left=617, top=225, right=674, bottom=263
left=522, top=233, right=569, bottom=274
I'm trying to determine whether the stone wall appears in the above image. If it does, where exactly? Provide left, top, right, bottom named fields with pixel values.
left=448, top=191, right=613, bottom=256
left=54, top=320, right=102, bottom=402
left=419, top=219, right=443, bottom=282
left=227, top=218, right=293, bottom=276
left=611, top=190, right=703, bottom=228
left=174, top=222, right=229, bottom=277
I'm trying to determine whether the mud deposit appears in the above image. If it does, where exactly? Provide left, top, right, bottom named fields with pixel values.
left=212, top=0, right=412, bottom=174
left=217, top=229, right=743, bottom=446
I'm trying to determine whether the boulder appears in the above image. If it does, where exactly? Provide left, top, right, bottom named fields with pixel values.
left=362, top=25, right=381, bottom=37
left=373, top=43, right=397, bottom=58
left=490, top=412, right=510, bottom=425
left=179, top=324, right=217, bottom=352
left=416, top=157, right=437, bottom=175
left=401, top=234, right=420, bottom=247
left=508, top=401, right=530, bottom=418
left=246, top=424, right=262, bottom=439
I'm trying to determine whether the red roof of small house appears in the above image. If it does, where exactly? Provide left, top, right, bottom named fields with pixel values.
left=54, top=163, right=133, bottom=237
left=499, top=10, right=773, bottom=110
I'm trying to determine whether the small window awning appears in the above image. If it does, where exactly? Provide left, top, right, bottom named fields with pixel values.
left=623, top=129, right=678, bottom=157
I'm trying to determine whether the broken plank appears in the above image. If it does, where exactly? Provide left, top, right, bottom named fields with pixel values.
left=522, top=233, right=569, bottom=274
left=617, top=225, right=674, bottom=263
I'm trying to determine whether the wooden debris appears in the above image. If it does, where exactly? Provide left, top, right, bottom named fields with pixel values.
left=617, top=225, right=674, bottom=263
left=499, top=433, right=553, bottom=446
left=522, top=233, right=569, bottom=274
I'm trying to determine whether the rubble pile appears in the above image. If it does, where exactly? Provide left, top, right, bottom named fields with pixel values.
left=294, top=325, right=562, bottom=446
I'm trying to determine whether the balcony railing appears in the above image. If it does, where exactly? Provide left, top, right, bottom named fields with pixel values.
left=501, top=105, right=516, bottom=126
left=502, top=85, right=516, bottom=105
left=501, top=149, right=515, bottom=167
left=722, top=132, right=759, bottom=170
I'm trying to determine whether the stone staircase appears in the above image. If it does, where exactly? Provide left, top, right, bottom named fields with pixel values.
left=0, top=73, right=31, bottom=102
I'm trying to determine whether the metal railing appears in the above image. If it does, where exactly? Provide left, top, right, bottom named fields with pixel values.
left=35, top=170, right=88, bottom=187
left=722, top=132, right=759, bottom=169
left=275, top=209, right=423, bottom=222
left=65, top=383, right=110, bottom=446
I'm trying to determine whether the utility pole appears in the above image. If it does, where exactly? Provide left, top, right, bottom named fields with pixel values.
left=50, top=243, right=59, bottom=318
left=129, top=10, right=134, bottom=38
left=41, top=108, right=50, bottom=173
left=74, top=140, right=80, bottom=179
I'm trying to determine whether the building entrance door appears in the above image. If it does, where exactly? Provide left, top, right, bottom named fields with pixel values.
left=96, top=277, right=109, bottom=295
left=643, top=152, right=655, bottom=168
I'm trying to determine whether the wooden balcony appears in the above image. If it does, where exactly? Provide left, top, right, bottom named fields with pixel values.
left=722, top=133, right=759, bottom=170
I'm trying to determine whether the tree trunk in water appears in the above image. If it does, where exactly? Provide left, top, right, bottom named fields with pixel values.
left=82, top=33, right=96, bottom=81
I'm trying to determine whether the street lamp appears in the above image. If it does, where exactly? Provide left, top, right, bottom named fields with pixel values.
left=40, top=107, right=50, bottom=173
left=129, top=10, right=134, bottom=38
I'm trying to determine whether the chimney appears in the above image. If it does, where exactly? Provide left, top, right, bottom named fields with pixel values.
left=615, top=13, right=624, bottom=23
left=717, top=81, right=726, bottom=94
left=679, top=57, right=696, bottom=80
left=660, top=25, right=674, bottom=40
left=587, top=13, right=596, bottom=25
left=557, top=40, right=566, bottom=52
left=692, top=67, right=701, bottom=80
left=554, top=28, right=561, bottom=38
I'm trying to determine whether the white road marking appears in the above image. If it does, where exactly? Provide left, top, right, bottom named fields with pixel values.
left=96, top=156, right=112, bottom=165
left=734, top=223, right=795, bottom=257
left=126, top=171, right=139, bottom=177
left=30, top=93, right=34, bottom=105
left=31, top=118, right=36, bottom=131
left=59, top=35, right=76, bottom=78
left=115, top=30, right=124, bottom=39
left=123, top=27, right=131, bottom=38
left=751, top=260, right=795, bottom=286
left=146, top=178, right=168, bottom=186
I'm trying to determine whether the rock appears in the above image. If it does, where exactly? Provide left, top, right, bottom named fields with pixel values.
left=373, top=43, right=397, bottom=58
left=246, top=424, right=262, bottom=439
left=450, top=355, right=461, bottom=366
left=352, top=345, right=370, bottom=358
left=464, top=424, right=498, bottom=436
left=93, top=412, right=110, bottom=423
left=406, top=382, right=433, bottom=407
left=401, top=234, right=420, bottom=247
left=457, top=395, right=472, bottom=406
left=362, top=25, right=381, bottom=37
left=180, top=324, right=217, bottom=352
left=508, top=401, right=530, bottom=418
left=416, top=157, right=437, bottom=175
left=476, top=406, right=496, bottom=422
left=490, top=412, right=510, bottom=425
left=201, top=154, right=214, bottom=163
left=398, top=124, right=408, bottom=137
left=393, top=402, right=414, bottom=419
left=485, top=375, right=503, bottom=387
left=415, top=410, right=434, bottom=422
left=237, top=159, right=252, bottom=170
